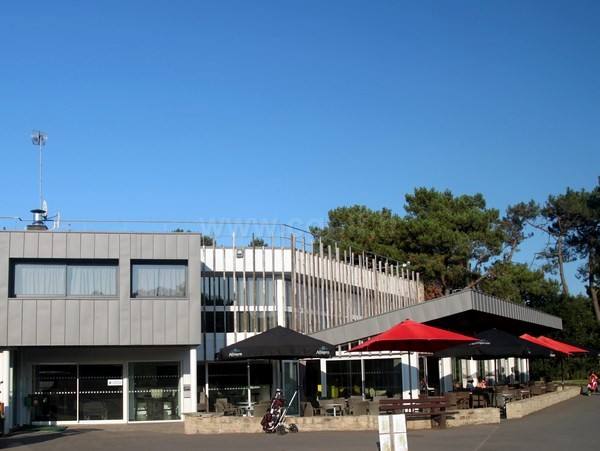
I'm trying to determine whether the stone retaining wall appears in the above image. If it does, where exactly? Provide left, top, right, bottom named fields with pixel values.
left=183, top=409, right=498, bottom=434
left=183, top=388, right=580, bottom=434
left=505, top=386, right=580, bottom=419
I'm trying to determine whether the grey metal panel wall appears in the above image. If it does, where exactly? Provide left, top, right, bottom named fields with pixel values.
left=65, top=300, right=80, bottom=343
left=67, top=233, right=81, bottom=257
left=80, top=301, right=94, bottom=345
left=0, top=231, right=202, bottom=347
left=50, top=299, right=66, bottom=345
left=36, top=300, right=52, bottom=345
left=118, top=234, right=131, bottom=346
left=0, top=233, right=9, bottom=345
left=130, top=299, right=142, bottom=345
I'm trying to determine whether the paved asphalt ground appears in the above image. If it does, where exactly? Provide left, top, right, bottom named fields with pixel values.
left=1, top=393, right=597, bottom=450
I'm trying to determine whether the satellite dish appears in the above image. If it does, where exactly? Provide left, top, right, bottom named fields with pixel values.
left=42, top=200, right=48, bottom=215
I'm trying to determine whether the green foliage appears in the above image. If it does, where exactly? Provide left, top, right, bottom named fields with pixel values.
left=248, top=237, right=268, bottom=247
left=172, top=229, right=215, bottom=245
left=500, top=201, right=538, bottom=262
left=201, top=235, right=215, bottom=246
left=530, top=293, right=600, bottom=381
left=400, top=188, right=504, bottom=294
left=309, top=206, right=406, bottom=262
left=480, top=262, right=560, bottom=305
left=313, top=179, right=598, bottom=324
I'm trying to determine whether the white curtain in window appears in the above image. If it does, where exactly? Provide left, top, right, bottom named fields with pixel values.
left=68, top=265, right=117, bottom=296
left=14, top=264, right=66, bottom=295
left=133, top=264, right=186, bottom=297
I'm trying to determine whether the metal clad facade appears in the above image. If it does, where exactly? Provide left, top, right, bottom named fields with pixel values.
left=0, top=231, right=201, bottom=347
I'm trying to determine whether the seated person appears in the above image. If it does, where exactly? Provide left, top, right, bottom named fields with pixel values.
left=466, top=379, right=474, bottom=391
left=477, top=379, right=487, bottom=389
left=452, top=379, right=462, bottom=391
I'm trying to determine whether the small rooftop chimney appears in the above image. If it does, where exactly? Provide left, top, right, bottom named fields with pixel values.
left=27, top=209, right=48, bottom=231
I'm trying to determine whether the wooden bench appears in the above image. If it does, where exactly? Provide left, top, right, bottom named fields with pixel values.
left=378, top=397, right=458, bottom=428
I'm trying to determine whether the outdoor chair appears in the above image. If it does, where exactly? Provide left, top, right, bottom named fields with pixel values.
left=318, top=399, right=344, bottom=416
left=443, top=392, right=458, bottom=410
left=215, top=398, right=240, bottom=416
left=198, top=390, right=208, bottom=412
left=301, top=401, right=317, bottom=417
left=349, top=400, right=369, bottom=415
left=82, top=401, right=108, bottom=420
left=471, top=391, right=489, bottom=408
left=530, top=385, right=543, bottom=396
left=347, top=396, right=364, bottom=415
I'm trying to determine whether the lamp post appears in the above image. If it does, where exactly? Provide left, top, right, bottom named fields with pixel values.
left=31, top=130, right=48, bottom=211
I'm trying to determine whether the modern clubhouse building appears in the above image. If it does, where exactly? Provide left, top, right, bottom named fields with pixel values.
left=0, top=225, right=561, bottom=430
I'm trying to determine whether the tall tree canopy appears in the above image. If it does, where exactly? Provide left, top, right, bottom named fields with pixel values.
left=507, top=179, right=599, bottom=320
left=309, top=205, right=406, bottom=262
left=311, top=181, right=599, bottom=325
left=399, top=188, right=505, bottom=296
left=311, top=188, right=505, bottom=297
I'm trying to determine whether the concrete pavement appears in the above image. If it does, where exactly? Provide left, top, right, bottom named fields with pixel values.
left=1, top=392, right=597, bottom=450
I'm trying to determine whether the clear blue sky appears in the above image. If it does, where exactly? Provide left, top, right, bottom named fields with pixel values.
left=1, top=1, right=598, bottom=292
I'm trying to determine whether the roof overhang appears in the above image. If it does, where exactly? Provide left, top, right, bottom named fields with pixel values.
left=310, top=289, right=562, bottom=346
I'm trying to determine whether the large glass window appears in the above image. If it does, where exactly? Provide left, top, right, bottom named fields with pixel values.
left=12, top=260, right=117, bottom=297
left=68, top=265, right=117, bottom=296
left=131, top=261, right=187, bottom=297
left=207, top=362, right=249, bottom=409
left=32, top=364, right=78, bottom=422
left=79, top=364, right=123, bottom=420
left=364, top=358, right=403, bottom=399
left=128, top=362, right=180, bottom=421
left=326, top=360, right=362, bottom=398
left=31, top=364, right=124, bottom=423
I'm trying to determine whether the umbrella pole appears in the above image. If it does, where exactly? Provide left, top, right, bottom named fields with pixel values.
left=247, top=360, right=252, bottom=408
left=408, top=349, right=413, bottom=400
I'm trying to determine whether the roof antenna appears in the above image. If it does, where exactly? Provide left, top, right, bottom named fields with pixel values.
left=27, top=130, right=59, bottom=231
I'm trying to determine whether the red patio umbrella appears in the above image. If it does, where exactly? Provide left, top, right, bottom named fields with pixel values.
left=520, top=334, right=587, bottom=356
left=536, top=336, right=588, bottom=355
left=521, top=334, right=588, bottom=388
left=348, top=319, right=477, bottom=398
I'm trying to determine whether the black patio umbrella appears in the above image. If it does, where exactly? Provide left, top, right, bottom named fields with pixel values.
left=434, top=329, right=556, bottom=388
left=217, top=326, right=336, bottom=360
left=216, top=326, right=336, bottom=408
left=434, top=329, right=556, bottom=360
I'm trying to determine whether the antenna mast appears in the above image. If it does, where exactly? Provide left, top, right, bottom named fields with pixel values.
left=31, top=130, right=48, bottom=210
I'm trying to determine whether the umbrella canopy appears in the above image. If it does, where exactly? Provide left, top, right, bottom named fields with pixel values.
left=536, top=336, right=588, bottom=356
left=216, top=326, right=336, bottom=361
left=521, top=334, right=588, bottom=388
left=520, top=334, right=587, bottom=356
left=348, top=319, right=477, bottom=354
left=348, top=319, right=477, bottom=399
left=434, top=328, right=556, bottom=359
left=558, top=339, right=600, bottom=358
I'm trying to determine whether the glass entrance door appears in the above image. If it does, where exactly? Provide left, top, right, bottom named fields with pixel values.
left=31, top=363, right=124, bottom=422
left=32, top=364, right=78, bottom=422
left=79, top=364, right=123, bottom=420
left=282, top=360, right=299, bottom=415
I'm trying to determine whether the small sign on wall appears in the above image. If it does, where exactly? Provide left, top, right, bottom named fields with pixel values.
left=183, top=384, right=191, bottom=398
left=107, top=379, right=123, bottom=386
